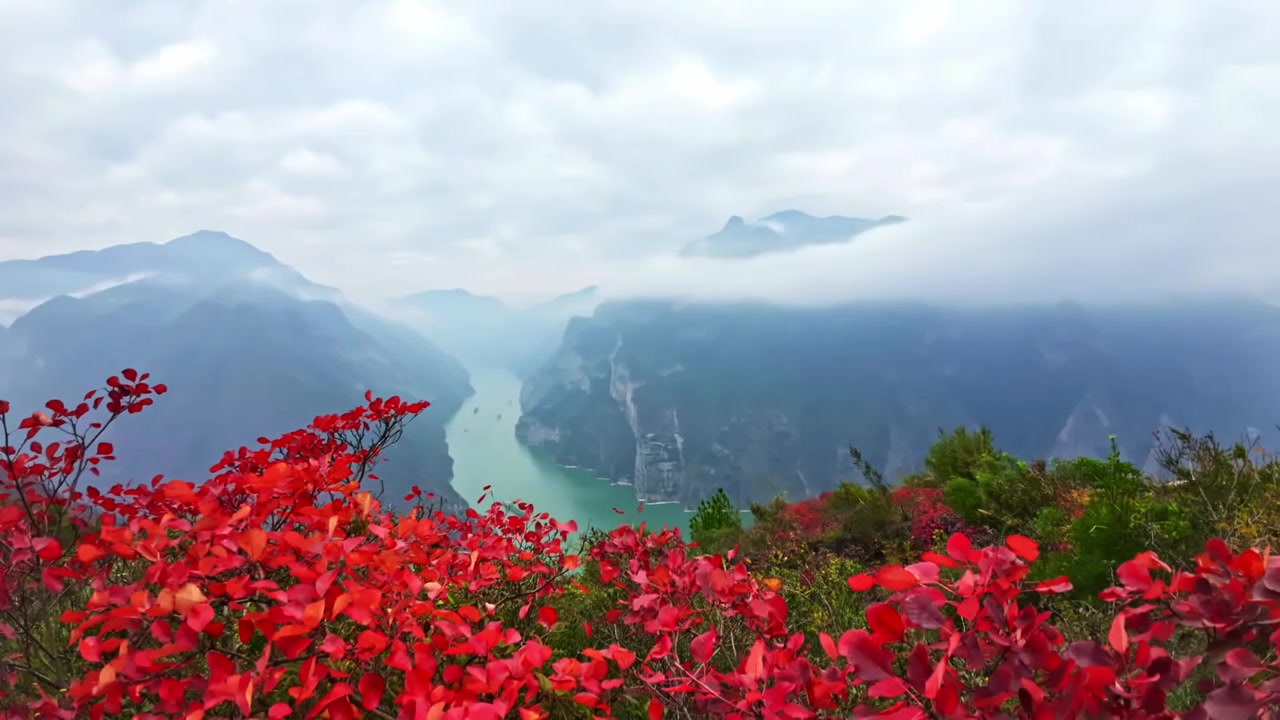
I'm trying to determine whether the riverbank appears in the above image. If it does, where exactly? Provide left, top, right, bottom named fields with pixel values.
left=444, top=365, right=691, bottom=537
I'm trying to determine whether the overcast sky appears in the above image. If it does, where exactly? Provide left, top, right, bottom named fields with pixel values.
left=0, top=0, right=1277, bottom=305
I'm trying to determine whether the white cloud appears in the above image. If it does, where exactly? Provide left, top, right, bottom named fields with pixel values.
left=0, top=0, right=1275, bottom=307
left=279, top=148, right=345, bottom=177
left=60, top=41, right=124, bottom=95
left=130, top=39, right=218, bottom=86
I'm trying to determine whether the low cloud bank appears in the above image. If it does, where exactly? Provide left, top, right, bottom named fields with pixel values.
left=593, top=152, right=1278, bottom=309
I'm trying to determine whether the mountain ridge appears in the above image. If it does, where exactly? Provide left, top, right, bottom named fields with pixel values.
left=516, top=298, right=1280, bottom=507
left=682, top=210, right=907, bottom=258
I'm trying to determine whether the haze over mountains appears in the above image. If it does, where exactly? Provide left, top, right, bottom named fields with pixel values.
left=397, top=285, right=598, bottom=377
left=5, top=210, right=1278, bottom=517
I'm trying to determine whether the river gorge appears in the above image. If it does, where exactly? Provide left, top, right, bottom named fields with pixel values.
left=445, top=365, right=691, bottom=536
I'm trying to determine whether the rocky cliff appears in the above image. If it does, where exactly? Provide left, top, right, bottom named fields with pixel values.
left=516, top=300, right=1280, bottom=507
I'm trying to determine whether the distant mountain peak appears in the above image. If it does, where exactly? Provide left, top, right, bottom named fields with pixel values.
left=760, top=209, right=812, bottom=223
left=404, top=288, right=488, bottom=300
left=165, top=230, right=276, bottom=260
left=683, top=210, right=906, bottom=259
left=0, top=230, right=295, bottom=303
left=170, top=229, right=235, bottom=242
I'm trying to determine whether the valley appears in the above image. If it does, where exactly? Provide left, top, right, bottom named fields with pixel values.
left=7, top=228, right=1279, bottom=532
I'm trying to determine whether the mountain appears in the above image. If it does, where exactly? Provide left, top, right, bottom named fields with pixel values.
left=0, top=230, right=341, bottom=299
left=399, top=286, right=599, bottom=376
left=516, top=299, right=1280, bottom=508
left=0, top=232, right=472, bottom=509
left=681, top=210, right=907, bottom=258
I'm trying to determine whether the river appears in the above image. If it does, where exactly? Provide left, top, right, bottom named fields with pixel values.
left=445, top=365, right=691, bottom=537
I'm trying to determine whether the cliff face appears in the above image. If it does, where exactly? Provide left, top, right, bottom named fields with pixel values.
left=517, top=300, right=1280, bottom=507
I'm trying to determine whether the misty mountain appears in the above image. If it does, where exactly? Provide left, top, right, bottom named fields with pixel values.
left=517, top=299, right=1280, bottom=508
left=0, top=232, right=472, bottom=509
left=0, top=230, right=341, bottom=301
left=681, top=210, right=907, bottom=258
left=398, top=286, right=598, bottom=376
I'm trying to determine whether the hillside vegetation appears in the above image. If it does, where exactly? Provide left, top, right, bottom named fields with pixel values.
left=4, top=371, right=1280, bottom=718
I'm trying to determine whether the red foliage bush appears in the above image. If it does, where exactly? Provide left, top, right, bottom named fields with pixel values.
left=777, top=493, right=841, bottom=538
left=889, top=487, right=972, bottom=551
left=4, top=371, right=1280, bottom=718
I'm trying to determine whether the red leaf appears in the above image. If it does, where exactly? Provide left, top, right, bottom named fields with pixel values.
left=901, top=591, right=947, bottom=629
left=920, top=550, right=962, bottom=568
left=80, top=636, right=102, bottom=662
left=648, top=698, right=663, bottom=720
left=187, top=603, right=215, bottom=633
left=1107, top=613, right=1129, bottom=655
left=1115, top=560, right=1153, bottom=591
left=358, top=674, right=384, bottom=711
left=1034, top=576, right=1073, bottom=594
left=690, top=627, right=717, bottom=664
left=1204, top=683, right=1262, bottom=719
left=1065, top=641, right=1113, bottom=668
left=866, top=603, right=906, bottom=642
left=905, top=561, right=940, bottom=584
left=868, top=677, right=909, bottom=699
left=237, top=528, right=268, bottom=561
left=73, top=529, right=105, bottom=556
left=876, top=564, right=919, bottom=591
left=1231, top=549, right=1265, bottom=583
left=1205, top=537, right=1232, bottom=563
left=945, top=533, right=972, bottom=562
left=537, top=606, right=557, bottom=628
left=838, top=629, right=894, bottom=681
left=609, top=645, right=637, bottom=671
left=926, top=658, right=947, bottom=699
left=32, top=537, right=63, bottom=563
left=41, top=567, right=65, bottom=592
left=743, top=639, right=766, bottom=680
left=95, top=442, right=114, bottom=456
left=847, top=573, right=876, bottom=592
left=818, top=632, right=838, bottom=661
left=1220, top=648, right=1265, bottom=683
left=1005, top=534, right=1039, bottom=561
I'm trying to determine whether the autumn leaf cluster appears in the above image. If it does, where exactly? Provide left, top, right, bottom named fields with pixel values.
left=5, top=372, right=1280, bottom=718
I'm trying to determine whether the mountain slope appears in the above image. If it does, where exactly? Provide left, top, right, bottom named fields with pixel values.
left=0, top=232, right=471, bottom=509
left=517, top=299, right=1280, bottom=507
left=682, top=210, right=906, bottom=258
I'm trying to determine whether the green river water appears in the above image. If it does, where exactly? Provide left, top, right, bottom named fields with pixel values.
left=444, top=366, right=691, bottom=537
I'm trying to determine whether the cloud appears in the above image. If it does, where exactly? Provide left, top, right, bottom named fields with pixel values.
left=0, top=0, right=1276, bottom=307
left=0, top=272, right=155, bottom=325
